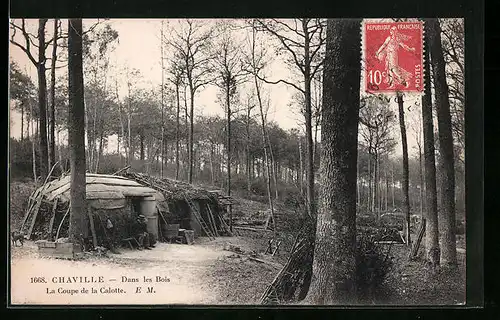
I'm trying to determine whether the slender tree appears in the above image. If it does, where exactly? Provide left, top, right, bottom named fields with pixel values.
left=67, top=18, right=87, bottom=244
left=254, top=18, right=327, bottom=219
left=212, top=24, right=247, bottom=229
left=164, top=20, right=214, bottom=183
left=246, top=24, right=276, bottom=233
left=397, top=93, right=411, bottom=247
left=48, top=19, right=59, bottom=171
left=306, top=18, right=361, bottom=304
left=429, top=18, right=457, bottom=267
left=10, top=19, right=50, bottom=178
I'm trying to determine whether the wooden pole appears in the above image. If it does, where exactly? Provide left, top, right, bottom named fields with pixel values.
left=87, top=206, right=98, bottom=249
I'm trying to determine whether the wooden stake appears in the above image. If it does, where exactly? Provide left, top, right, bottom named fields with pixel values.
left=410, top=218, right=426, bottom=259
left=47, top=198, right=59, bottom=240
left=55, top=204, right=70, bottom=240
left=87, top=206, right=98, bottom=249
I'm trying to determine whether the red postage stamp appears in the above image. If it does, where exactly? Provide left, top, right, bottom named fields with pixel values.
left=363, top=20, right=424, bottom=94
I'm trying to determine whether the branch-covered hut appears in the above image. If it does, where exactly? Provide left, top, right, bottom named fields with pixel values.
left=20, top=173, right=161, bottom=246
left=123, top=172, right=232, bottom=239
left=20, top=172, right=232, bottom=247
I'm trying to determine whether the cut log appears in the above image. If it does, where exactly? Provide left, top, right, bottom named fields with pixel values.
left=234, top=226, right=272, bottom=232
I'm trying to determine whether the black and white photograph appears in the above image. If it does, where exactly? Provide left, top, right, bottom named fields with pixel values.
left=8, top=17, right=473, bottom=306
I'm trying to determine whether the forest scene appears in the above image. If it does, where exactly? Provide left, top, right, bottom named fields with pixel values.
left=9, top=18, right=465, bottom=305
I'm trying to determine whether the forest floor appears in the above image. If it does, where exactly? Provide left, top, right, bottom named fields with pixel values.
left=9, top=180, right=466, bottom=306
left=371, top=240, right=466, bottom=305
left=10, top=236, right=281, bottom=305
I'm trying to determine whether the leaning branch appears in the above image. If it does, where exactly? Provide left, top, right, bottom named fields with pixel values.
left=254, top=73, right=305, bottom=94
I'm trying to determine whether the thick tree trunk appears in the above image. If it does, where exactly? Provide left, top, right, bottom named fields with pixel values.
left=67, top=19, right=88, bottom=243
left=429, top=18, right=457, bottom=267
left=306, top=19, right=361, bottom=304
left=37, top=19, right=49, bottom=179
left=422, top=21, right=440, bottom=267
left=397, top=93, right=411, bottom=247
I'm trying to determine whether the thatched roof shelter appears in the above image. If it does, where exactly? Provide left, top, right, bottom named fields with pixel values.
left=21, top=172, right=231, bottom=245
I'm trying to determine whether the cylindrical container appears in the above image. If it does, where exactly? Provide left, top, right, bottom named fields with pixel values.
left=184, top=230, right=194, bottom=245
left=146, top=216, right=159, bottom=239
left=140, top=196, right=157, bottom=217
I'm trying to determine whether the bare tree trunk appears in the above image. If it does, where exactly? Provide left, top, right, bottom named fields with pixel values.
left=254, top=78, right=276, bottom=234
left=188, top=86, right=195, bottom=184
left=57, top=128, right=64, bottom=173
left=266, top=130, right=279, bottom=201
left=307, top=19, right=361, bottom=304
left=49, top=18, right=58, bottom=171
left=95, top=129, right=104, bottom=173
left=368, top=149, right=372, bottom=212
left=422, top=21, right=440, bottom=267
left=225, top=84, right=233, bottom=230
left=21, top=102, right=24, bottom=141
left=385, top=163, right=389, bottom=211
left=115, top=80, right=126, bottom=167
left=37, top=19, right=49, bottom=179
left=127, top=82, right=132, bottom=165
left=391, top=163, right=395, bottom=209
left=175, top=85, right=181, bottom=180
left=246, top=104, right=252, bottom=194
left=356, top=153, right=360, bottom=207
left=429, top=18, right=457, bottom=267
left=160, top=21, right=165, bottom=178
left=418, top=143, right=424, bottom=216
left=29, top=104, right=37, bottom=183
left=67, top=18, right=88, bottom=243
left=299, top=137, right=304, bottom=194
left=397, top=93, right=411, bottom=247
left=210, top=142, right=215, bottom=185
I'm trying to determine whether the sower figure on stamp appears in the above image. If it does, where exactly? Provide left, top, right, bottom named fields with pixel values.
left=375, top=26, right=416, bottom=88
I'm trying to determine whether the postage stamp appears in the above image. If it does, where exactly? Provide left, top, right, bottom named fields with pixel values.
left=363, top=20, right=424, bottom=94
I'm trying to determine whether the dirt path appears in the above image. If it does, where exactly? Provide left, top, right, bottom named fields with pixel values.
left=10, top=240, right=234, bottom=305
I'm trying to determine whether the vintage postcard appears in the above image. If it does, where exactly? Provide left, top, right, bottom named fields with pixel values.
left=9, top=18, right=470, bottom=306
